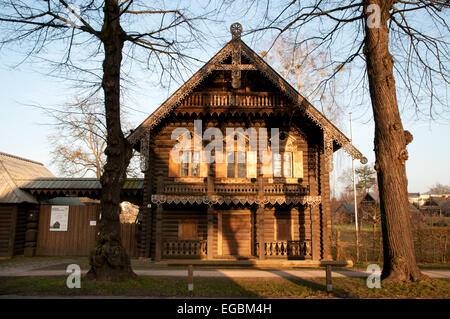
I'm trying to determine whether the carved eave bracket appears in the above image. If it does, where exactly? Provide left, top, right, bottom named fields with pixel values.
left=139, top=131, right=150, bottom=172
left=151, top=194, right=321, bottom=207
left=323, top=130, right=334, bottom=172
left=342, top=141, right=367, bottom=164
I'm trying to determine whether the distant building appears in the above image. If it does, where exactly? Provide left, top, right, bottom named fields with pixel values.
left=334, top=191, right=425, bottom=225
left=334, top=203, right=355, bottom=224
left=421, top=196, right=450, bottom=217
left=408, top=192, right=450, bottom=217
left=408, top=192, right=450, bottom=208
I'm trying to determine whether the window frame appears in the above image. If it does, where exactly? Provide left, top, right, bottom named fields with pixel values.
left=226, top=151, right=247, bottom=178
left=180, top=150, right=201, bottom=177
left=273, top=151, right=294, bottom=178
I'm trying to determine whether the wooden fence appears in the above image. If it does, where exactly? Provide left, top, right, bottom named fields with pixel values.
left=36, top=205, right=138, bottom=257
left=333, top=224, right=449, bottom=263
left=120, top=222, right=139, bottom=257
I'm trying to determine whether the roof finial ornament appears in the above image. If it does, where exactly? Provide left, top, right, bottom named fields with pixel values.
left=230, top=22, right=242, bottom=39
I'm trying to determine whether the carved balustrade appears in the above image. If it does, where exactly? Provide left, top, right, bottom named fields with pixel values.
left=180, top=92, right=289, bottom=108
left=255, top=240, right=312, bottom=258
left=162, top=240, right=207, bottom=256
left=163, top=182, right=306, bottom=196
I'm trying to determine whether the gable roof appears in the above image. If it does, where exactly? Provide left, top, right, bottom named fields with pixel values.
left=362, top=192, right=379, bottom=202
left=336, top=203, right=355, bottom=214
left=127, top=37, right=364, bottom=162
left=0, top=152, right=54, bottom=203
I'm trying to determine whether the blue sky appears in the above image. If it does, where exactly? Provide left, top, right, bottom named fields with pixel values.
left=0, top=2, right=448, bottom=195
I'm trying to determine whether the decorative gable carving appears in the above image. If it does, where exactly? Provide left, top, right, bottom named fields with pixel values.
left=128, top=23, right=365, bottom=163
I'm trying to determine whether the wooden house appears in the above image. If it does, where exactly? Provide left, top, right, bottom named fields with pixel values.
left=333, top=203, right=355, bottom=225
left=0, top=152, right=54, bottom=257
left=128, top=24, right=365, bottom=262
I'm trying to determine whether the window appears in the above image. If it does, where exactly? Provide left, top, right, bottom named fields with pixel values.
left=283, top=153, right=293, bottom=177
left=273, top=153, right=282, bottom=177
left=191, top=151, right=200, bottom=176
left=181, top=151, right=190, bottom=176
left=178, top=220, right=197, bottom=240
left=237, top=152, right=246, bottom=178
left=227, top=151, right=247, bottom=178
left=181, top=151, right=200, bottom=177
left=227, top=152, right=235, bottom=178
left=276, top=219, right=291, bottom=241
left=273, top=152, right=293, bottom=177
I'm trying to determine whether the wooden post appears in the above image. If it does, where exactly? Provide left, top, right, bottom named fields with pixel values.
left=188, top=265, right=194, bottom=292
left=207, top=206, right=214, bottom=260
left=257, top=174, right=265, bottom=260
left=258, top=204, right=265, bottom=260
left=326, top=265, right=332, bottom=293
left=336, top=231, right=341, bottom=261
left=310, top=205, right=321, bottom=260
left=24, top=208, right=39, bottom=257
left=155, top=204, right=163, bottom=262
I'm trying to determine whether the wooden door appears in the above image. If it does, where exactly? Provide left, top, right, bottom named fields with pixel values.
left=221, top=211, right=251, bottom=257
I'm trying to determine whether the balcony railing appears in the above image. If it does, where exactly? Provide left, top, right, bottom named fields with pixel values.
left=180, top=92, right=289, bottom=108
left=162, top=240, right=207, bottom=256
left=264, top=184, right=308, bottom=195
left=256, top=240, right=312, bottom=258
left=164, top=183, right=207, bottom=194
left=163, top=182, right=307, bottom=196
left=214, top=183, right=257, bottom=194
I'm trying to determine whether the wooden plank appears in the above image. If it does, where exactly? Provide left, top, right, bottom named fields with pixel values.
left=0, top=206, right=16, bottom=257
left=217, top=212, right=222, bottom=256
left=36, top=205, right=100, bottom=256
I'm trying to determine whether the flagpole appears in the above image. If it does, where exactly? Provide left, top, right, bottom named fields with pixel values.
left=350, top=112, right=360, bottom=262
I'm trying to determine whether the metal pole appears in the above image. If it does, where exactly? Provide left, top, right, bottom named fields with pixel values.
left=350, top=113, right=360, bottom=262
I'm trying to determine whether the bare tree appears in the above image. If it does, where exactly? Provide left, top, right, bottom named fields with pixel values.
left=0, top=0, right=207, bottom=281
left=47, top=97, right=106, bottom=178
left=428, top=183, right=450, bottom=194
left=39, top=96, right=141, bottom=179
left=261, top=36, right=347, bottom=128
left=240, top=0, right=449, bottom=282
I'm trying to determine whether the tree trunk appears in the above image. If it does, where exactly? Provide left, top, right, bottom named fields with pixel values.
left=363, top=0, right=426, bottom=282
left=85, top=0, right=136, bottom=282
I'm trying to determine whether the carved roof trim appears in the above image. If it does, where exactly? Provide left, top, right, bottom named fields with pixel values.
left=127, top=39, right=364, bottom=161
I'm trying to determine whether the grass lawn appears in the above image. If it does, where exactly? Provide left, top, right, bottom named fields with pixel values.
left=0, top=276, right=448, bottom=298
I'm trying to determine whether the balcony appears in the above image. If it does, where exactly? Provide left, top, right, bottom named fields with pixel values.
left=152, top=177, right=316, bottom=206
left=180, top=92, right=290, bottom=108
left=163, top=181, right=307, bottom=196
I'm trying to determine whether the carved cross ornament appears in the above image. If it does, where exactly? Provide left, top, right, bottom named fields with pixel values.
left=213, top=23, right=256, bottom=89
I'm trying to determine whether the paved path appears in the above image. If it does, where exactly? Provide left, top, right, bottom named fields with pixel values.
left=0, top=259, right=81, bottom=276
left=2, top=267, right=450, bottom=279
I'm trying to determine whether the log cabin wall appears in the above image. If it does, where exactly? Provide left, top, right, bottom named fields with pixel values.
left=140, top=110, right=328, bottom=260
